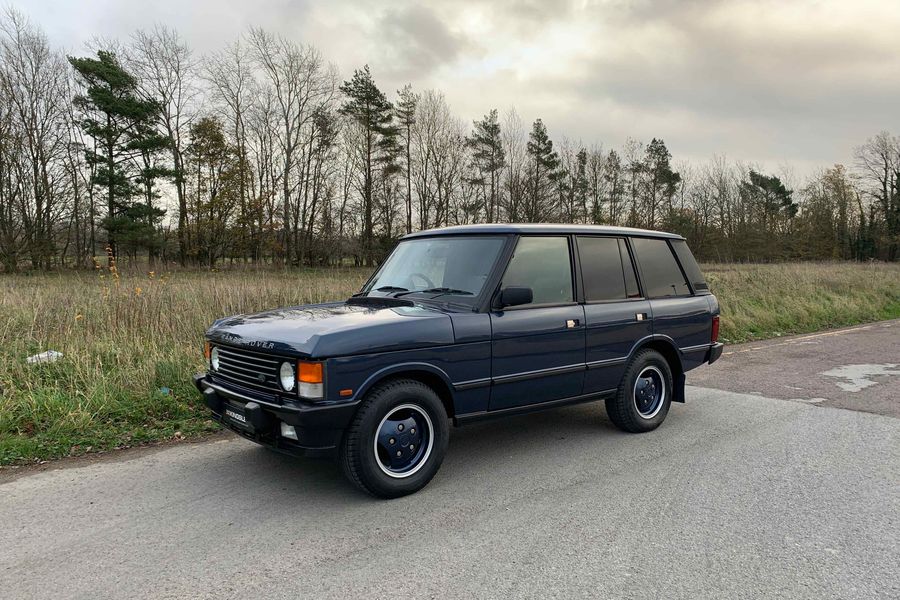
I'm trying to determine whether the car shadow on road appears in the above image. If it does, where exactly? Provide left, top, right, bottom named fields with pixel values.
left=213, top=401, right=632, bottom=504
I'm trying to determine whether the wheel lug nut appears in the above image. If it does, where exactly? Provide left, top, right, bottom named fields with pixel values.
left=398, top=424, right=404, bottom=431
left=396, top=450, right=402, bottom=457
left=409, top=444, right=415, bottom=450
left=410, top=428, right=415, bottom=434
left=389, top=438, right=395, bottom=445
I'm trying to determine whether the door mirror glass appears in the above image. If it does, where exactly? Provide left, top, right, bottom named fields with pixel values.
left=499, top=286, right=533, bottom=308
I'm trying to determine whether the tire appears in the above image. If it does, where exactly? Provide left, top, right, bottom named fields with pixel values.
left=605, top=349, right=673, bottom=433
left=340, top=378, right=449, bottom=498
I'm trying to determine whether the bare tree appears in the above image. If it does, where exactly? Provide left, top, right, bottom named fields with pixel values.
left=0, top=7, right=69, bottom=269
left=248, top=28, right=331, bottom=265
left=203, top=40, right=255, bottom=259
left=127, top=25, right=198, bottom=265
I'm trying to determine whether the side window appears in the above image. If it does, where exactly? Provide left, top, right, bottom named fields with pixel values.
left=618, top=239, right=641, bottom=298
left=502, top=236, right=573, bottom=306
left=631, top=238, right=691, bottom=298
left=577, top=236, right=627, bottom=301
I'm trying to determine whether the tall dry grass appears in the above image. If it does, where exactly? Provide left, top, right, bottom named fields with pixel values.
left=0, top=267, right=367, bottom=463
left=1, top=262, right=897, bottom=464
left=704, top=262, right=900, bottom=342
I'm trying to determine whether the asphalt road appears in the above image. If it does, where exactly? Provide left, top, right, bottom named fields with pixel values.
left=1, top=322, right=898, bottom=599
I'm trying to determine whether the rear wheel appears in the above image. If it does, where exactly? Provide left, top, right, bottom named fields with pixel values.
left=605, top=349, right=673, bottom=433
left=340, top=378, right=449, bottom=498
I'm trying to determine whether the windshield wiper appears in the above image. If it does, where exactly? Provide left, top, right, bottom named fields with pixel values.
left=395, top=287, right=474, bottom=298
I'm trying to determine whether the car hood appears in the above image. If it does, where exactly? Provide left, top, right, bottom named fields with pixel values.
left=206, top=300, right=455, bottom=358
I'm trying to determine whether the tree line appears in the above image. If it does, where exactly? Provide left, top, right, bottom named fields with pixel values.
left=0, top=7, right=898, bottom=272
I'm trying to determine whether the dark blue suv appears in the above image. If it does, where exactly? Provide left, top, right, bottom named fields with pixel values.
left=195, top=224, right=722, bottom=497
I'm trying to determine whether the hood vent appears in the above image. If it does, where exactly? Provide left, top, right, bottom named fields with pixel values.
left=346, top=296, right=415, bottom=308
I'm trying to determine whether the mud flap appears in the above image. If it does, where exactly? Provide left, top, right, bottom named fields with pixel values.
left=673, top=372, right=686, bottom=403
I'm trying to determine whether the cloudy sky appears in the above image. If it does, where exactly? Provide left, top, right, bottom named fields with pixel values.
left=21, top=0, right=900, bottom=177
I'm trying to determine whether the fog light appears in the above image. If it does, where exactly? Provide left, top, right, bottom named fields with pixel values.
left=280, top=422, right=298, bottom=441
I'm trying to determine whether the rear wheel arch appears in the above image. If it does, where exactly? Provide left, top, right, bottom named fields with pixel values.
left=630, top=337, right=686, bottom=403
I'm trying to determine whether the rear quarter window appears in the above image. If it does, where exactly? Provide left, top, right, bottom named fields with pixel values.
left=670, top=239, right=708, bottom=292
left=631, top=238, right=691, bottom=298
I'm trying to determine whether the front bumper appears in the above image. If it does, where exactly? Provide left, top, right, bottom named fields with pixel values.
left=706, top=342, right=724, bottom=365
left=194, top=373, right=359, bottom=457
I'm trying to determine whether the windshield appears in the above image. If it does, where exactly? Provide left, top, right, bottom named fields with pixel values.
left=362, top=236, right=506, bottom=300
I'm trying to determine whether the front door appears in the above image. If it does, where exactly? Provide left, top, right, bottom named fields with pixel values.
left=489, top=236, right=586, bottom=411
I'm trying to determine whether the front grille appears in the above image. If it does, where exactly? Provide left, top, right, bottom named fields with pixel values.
left=213, top=345, right=284, bottom=394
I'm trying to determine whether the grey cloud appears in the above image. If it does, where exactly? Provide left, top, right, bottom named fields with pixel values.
left=376, top=5, right=469, bottom=79
left=19, top=0, right=900, bottom=172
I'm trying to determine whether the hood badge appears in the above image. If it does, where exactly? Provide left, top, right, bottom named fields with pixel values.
left=217, top=333, right=275, bottom=351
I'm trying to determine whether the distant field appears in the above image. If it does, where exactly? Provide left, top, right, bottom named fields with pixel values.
left=1, top=262, right=898, bottom=465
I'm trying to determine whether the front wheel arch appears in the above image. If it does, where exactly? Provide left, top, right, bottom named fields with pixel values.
left=355, top=366, right=456, bottom=419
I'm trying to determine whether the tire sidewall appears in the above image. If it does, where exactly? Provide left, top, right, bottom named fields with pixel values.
left=623, top=351, right=673, bottom=430
left=353, top=381, right=449, bottom=497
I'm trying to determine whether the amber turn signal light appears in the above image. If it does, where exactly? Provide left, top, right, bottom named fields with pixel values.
left=298, top=361, right=323, bottom=384
left=204, top=341, right=211, bottom=360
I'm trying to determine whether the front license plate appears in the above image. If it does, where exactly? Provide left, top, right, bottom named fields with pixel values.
left=225, top=407, right=247, bottom=424
left=223, top=404, right=253, bottom=431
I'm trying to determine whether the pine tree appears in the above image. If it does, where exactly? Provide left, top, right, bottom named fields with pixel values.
left=604, top=149, right=624, bottom=224
left=525, top=118, right=562, bottom=222
left=643, top=138, right=681, bottom=228
left=741, top=170, right=796, bottom=233
left=395, top=84, right=417, bottom=233
left=466, top=109, right=505, bottom=222
left=68, top=50, right=166, bottom=259
left=339, top=65, right=397, bottom=264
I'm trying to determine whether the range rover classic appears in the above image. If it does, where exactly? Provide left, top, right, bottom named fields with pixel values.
left=195, top=224, right=722, bottom=498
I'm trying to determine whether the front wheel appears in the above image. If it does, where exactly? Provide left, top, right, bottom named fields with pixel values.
left=605, top=349, right=673, bottom=433
left=340, top=379, right=449, bottom=498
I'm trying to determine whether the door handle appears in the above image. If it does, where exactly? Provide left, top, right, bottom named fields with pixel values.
left=566, top=319, right=580, bottom=328
left=636, top=313, right=648, bottom=321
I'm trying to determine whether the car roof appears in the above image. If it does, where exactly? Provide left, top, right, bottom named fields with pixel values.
left=402, top=223, right=684, bottom=240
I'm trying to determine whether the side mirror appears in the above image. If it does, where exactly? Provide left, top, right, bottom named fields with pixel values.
left=498, top=286, right=533, bottom=308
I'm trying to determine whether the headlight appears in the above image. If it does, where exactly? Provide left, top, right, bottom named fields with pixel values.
left=279, top=361, right=296, bottom=392
left=210, top=347, right=220, bottom=371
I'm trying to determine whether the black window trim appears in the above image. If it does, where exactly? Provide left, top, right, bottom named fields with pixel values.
left=490, top=233, right=578, bottom=312
left=574, top=234, right=648, bottom=305
left=629, top=235, right=695, bottom=300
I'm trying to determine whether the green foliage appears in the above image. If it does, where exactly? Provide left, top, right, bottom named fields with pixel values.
left=339, top=65, right=400, bottom=263
left=741, top=169, right=796, bottom=221
left=68, top=50, right=167, bottom=258
left=466, top=109, right=506, bottom=221
left=524, top=118, right=563, bottom=221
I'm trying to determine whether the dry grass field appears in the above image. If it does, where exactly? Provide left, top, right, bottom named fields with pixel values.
left=1, top=262, right=898, bottom=465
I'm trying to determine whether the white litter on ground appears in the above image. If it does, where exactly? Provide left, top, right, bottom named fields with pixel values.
left=26, top=350, right=64, bottom=364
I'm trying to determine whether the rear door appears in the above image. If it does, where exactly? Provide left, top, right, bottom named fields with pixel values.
left=489, top=236, right=586, bottom=411
left=630, top=237, right=712, bottom=365
left=577, top=236, right=653, bottom=395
